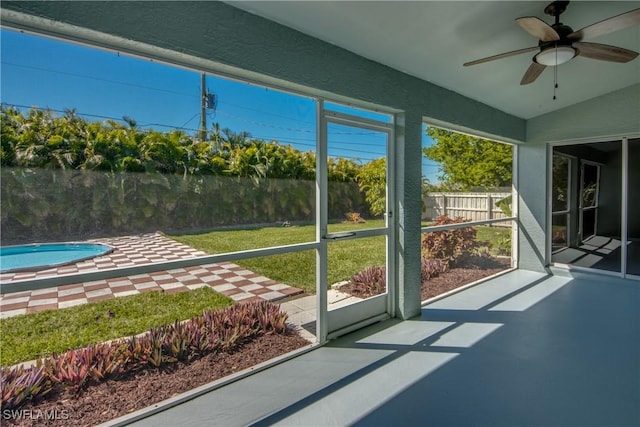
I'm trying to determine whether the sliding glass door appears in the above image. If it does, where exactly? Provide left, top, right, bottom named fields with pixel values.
left=552, top=154, right=571, bottom=252
left=626, top=139, right=640, bottom=277
left=551, top=140, right=632, bottom=276
left=579, top=162, right=600, bottom=242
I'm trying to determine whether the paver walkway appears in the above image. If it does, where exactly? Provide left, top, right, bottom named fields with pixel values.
left=0, top=233, right=302, bottom=318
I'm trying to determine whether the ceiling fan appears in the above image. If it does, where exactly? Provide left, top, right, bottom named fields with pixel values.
left=464, top=1, right=640, bottom=85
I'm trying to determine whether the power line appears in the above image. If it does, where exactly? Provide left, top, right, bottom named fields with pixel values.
left=1, top=61, right=197, bottom=98
left=2, top=102, right=218, bottom=136
left=217, top=99, right=315, bottom=126
left=3, top=61, right=378, bottom=137
left=3, top=102, right=138, bottom=127
left=179, top=112, right=200, bottom=130
left=5, top=60, right=330, bottom=140
left=214, top=110, right=379, bottom=136
left=3, top=59, right=393, bottom=142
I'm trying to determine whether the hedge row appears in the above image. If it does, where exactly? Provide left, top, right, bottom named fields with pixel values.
left=1, top=167, right=370, bottom=244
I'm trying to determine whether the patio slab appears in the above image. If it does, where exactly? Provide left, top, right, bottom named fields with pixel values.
left=0, top=233, right=303, bottom=318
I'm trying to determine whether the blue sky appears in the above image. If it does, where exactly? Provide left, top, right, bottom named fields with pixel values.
left=0, top=29, right=440, bottom=182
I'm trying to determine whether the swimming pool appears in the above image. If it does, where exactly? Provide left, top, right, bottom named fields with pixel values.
left=0, top=243, right=114, bottom=273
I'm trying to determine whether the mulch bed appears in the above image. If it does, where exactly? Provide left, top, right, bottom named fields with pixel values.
left=421, top=257, right=511, bottom=301
left=339, top=257, right=511, bottom=301
left=3, top=332, right=310, bottom=427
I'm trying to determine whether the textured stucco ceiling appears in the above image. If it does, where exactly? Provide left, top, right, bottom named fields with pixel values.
left=229, top=1, right=640, bottom=120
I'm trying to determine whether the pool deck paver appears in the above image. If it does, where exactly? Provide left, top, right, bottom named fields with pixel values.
left=0, top=232, right=303, bottom=319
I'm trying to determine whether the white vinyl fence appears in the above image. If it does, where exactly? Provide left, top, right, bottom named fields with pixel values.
left=423, top=192, right=512, bottom=225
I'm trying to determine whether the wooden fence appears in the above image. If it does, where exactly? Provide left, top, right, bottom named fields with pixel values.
left=423, top=192, right=512, bottom=225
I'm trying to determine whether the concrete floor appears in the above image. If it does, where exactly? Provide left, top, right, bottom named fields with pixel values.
left=123, top=269, right=640, bottom=427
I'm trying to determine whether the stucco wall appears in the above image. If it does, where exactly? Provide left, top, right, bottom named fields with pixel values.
left=517, top=144, right=549, bottom=272
left=527, top=84, right=640, bottom=144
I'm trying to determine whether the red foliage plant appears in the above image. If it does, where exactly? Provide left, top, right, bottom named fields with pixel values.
left=421, top=257, right=448, bottom=281
left=349, top=266, right=386, bottom=297
left=0, top=365, right=52, bottom=411
left=421, top=215, right=480, bottom=267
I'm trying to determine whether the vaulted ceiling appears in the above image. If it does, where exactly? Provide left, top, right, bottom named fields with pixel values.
left=230, top=1, right=640, bottom=120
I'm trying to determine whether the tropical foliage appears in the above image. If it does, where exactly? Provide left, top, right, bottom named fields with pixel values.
left=423, top=127, right=513, bottom=190
left=356, top=157, right=386, bottom=216
left=1, top=106, right=318, bottom=177
left=0, top=106, right=387, bottom=243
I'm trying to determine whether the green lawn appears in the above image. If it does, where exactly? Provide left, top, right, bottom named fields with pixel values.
left=170, top=220, right=385, bottom=293
left=172, top=221, right=387, bottom=294
left=174, top=220, right=386, bottom=252
left=475, top=225, right=512, bottom=248
left=0, top=287, right=232, bottom=366
left=172, top=220, right=511, bottom=294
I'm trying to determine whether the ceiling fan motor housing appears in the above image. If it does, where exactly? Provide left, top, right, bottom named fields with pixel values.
left=534, top=23, right=578, bottom=65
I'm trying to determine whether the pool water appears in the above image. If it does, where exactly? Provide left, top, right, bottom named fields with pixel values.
left=0, top=243, right=114, bottom=273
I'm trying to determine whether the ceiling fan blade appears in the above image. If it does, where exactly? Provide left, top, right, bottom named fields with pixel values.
left=464, top=46, right=539, bottom=66
left=520, top=62, right=546, bottom=85
left=516, top=17, right=560, bottom=42
left=574, top=42, right=639, bottom=63
left=569, top=8, right=640, bottom=41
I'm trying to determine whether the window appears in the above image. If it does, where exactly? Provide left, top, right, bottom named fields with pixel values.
left=551, top=153, right=571, bottom=251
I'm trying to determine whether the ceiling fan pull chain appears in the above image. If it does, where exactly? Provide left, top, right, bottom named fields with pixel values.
left=553, top=47, right=558, bottom=100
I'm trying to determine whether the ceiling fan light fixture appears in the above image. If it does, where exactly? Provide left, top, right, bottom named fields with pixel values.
left=534, top=45, right=577, bottom=66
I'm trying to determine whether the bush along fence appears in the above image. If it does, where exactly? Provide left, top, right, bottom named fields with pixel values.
left=341, top=215, right=507, bottom=298
left=422, top=192, right=512, bottom=225
left=0, top=301, right=290, bottom=411
left=1, top=168, right=371, bottom=244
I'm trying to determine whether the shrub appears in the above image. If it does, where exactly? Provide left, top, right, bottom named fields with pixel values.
left=343, top=212, right=366, bottom=223
left=421, top=215, right=479, bottom=266
left=356, top=157, right=386, bottom=216
left=141, top=327, right=166, bottom=369
left=348, top=266, right=386, bottom=297
left=183, top=316, right=211, bottom=356
left=251, top=301, right=288, bottom=334
left=420, top=257, right=448, bottom=281
left=496, top=195, right=512, bottom=217
left=495, top=236, right=512, bottom=256
left=89, top=342, right=129, bottom=382
left=38, top=342, right=130, bottom=395
left=159, top=320, right=189, bottom=363
left=124, top=334, right=155, bottom=372
left=42, top=347, right=93, bottom=393
left=0, top=366, right=52, bottom=411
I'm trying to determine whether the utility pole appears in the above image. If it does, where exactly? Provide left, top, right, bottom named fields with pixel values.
left=200, top=73, right=207, bottom=141
left=199, top=73, right=217, bottom=142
